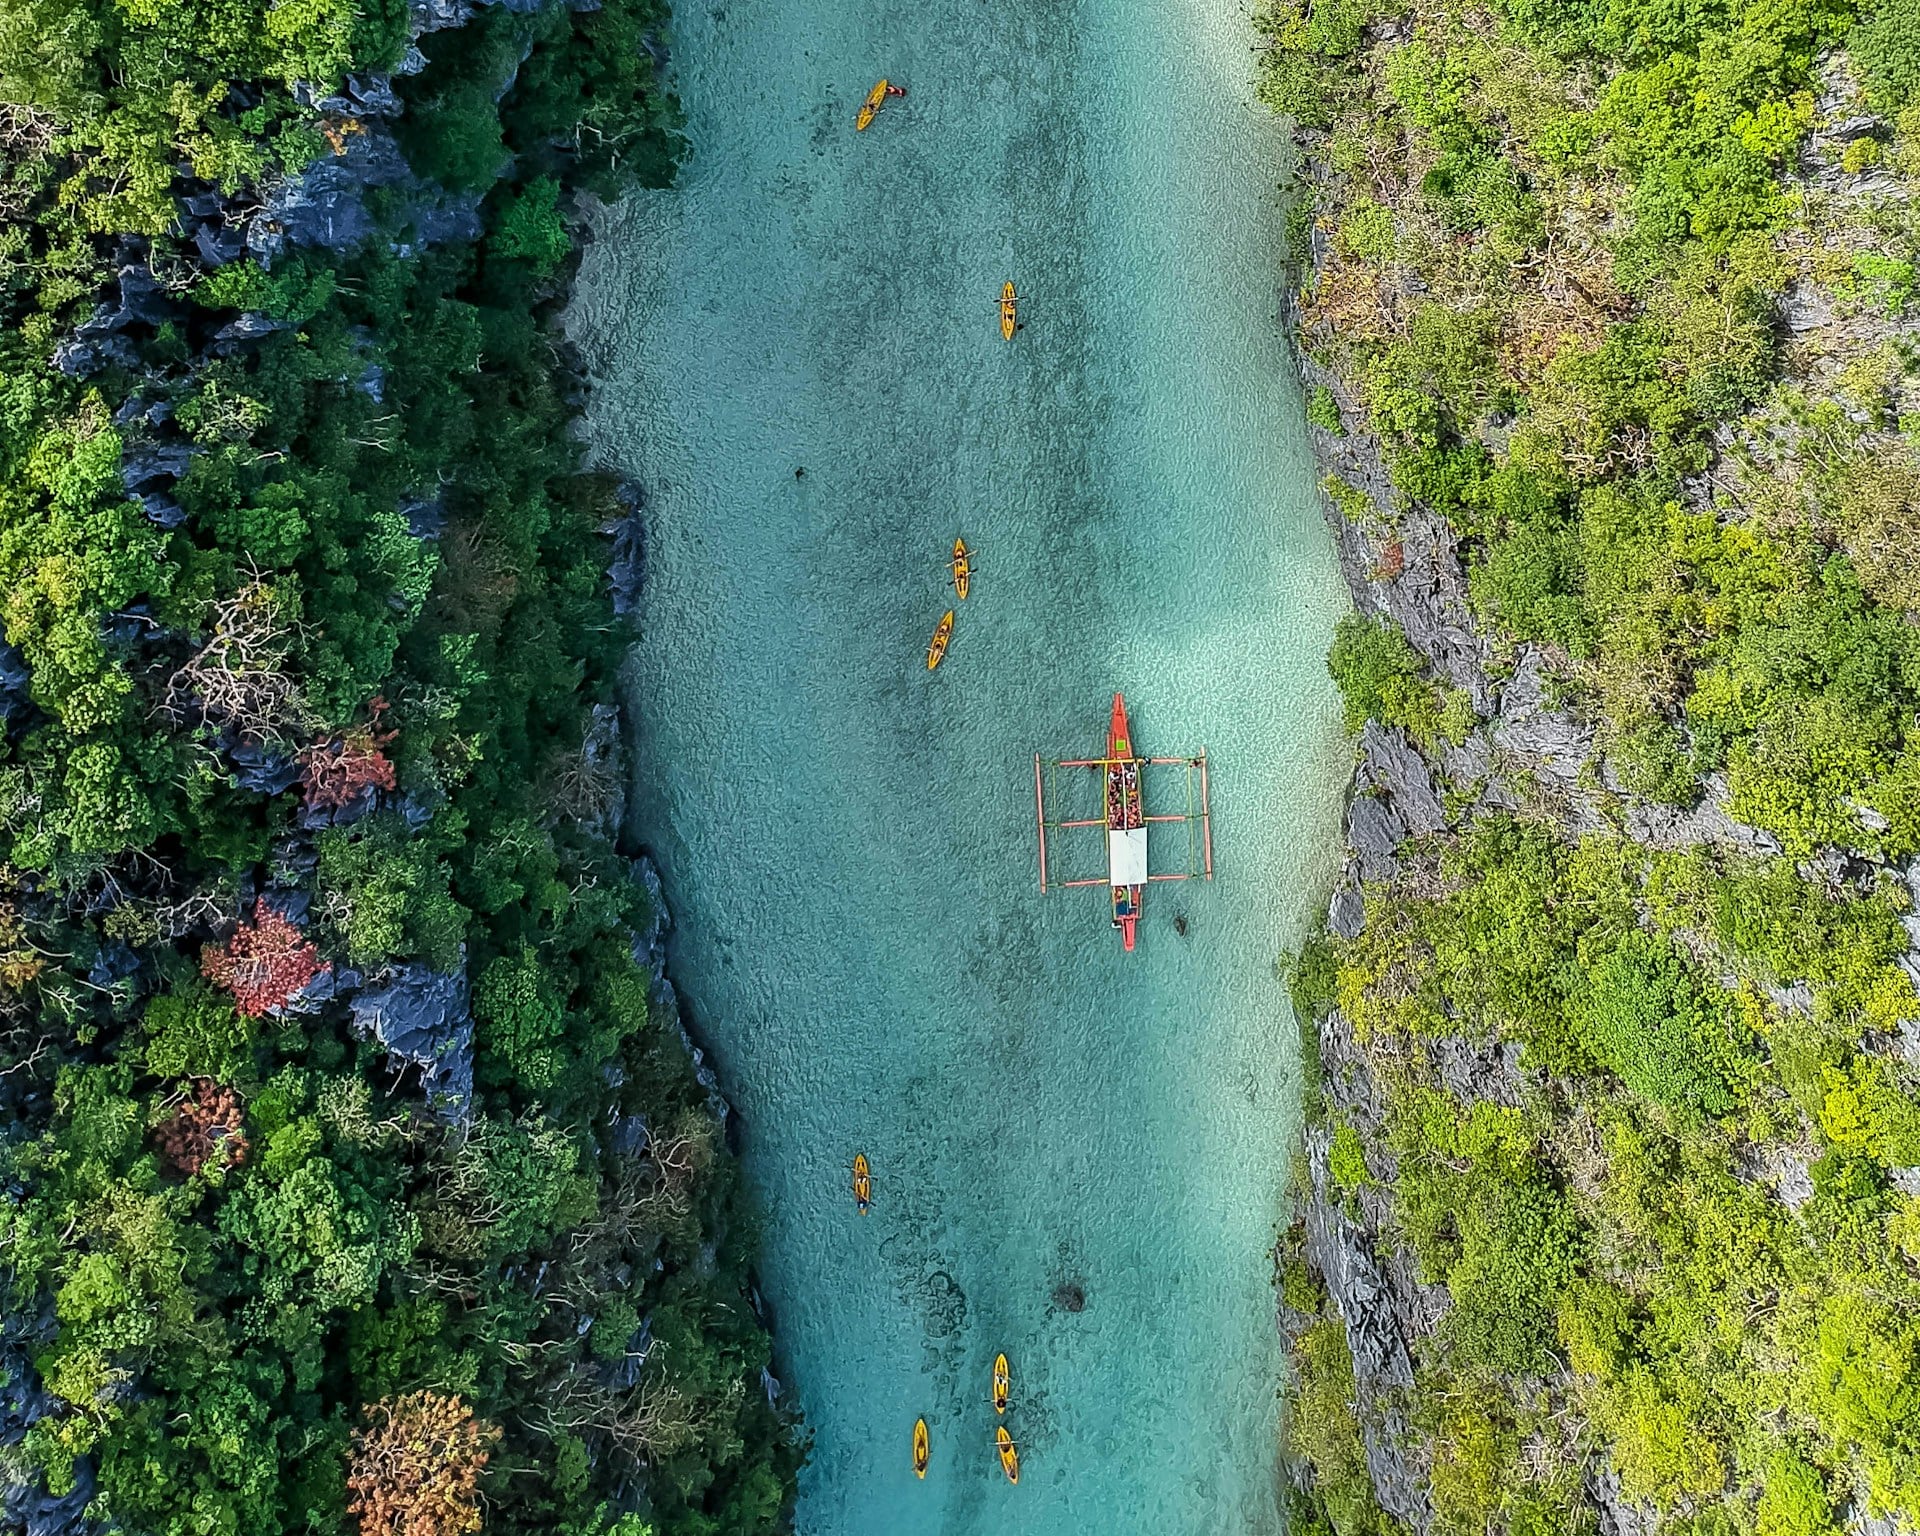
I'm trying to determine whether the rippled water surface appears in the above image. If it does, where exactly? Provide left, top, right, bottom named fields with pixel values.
left=567, top=1, right=1348, bottom=1528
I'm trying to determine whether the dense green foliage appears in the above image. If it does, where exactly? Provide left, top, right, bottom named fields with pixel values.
left=1267, top=0, right=1920, bottom=1531
left=0, top=0, right=797, bottom=1528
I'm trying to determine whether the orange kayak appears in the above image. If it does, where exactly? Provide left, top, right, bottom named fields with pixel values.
left=852, top=1152, right=871, bottom=1213
left=1000, top=282, right=1017, bottom=341
left=952, top=538, right=971, bottom=601
left=992, top=1353, right=1009, bottom=1413
left=927, top=610, right=954, bottom=670
left=996, top=1425, right=1019, bottom=1484
left=857, top=79, right=888, bottom=131
left=913, top=1417, right=929, bottom=1478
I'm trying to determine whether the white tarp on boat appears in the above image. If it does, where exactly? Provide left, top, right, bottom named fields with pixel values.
left=1108, top=826, right=1148, bottom=885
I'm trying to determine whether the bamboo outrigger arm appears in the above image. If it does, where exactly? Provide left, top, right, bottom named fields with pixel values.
left=1031, top=748, right=1215, bottom=892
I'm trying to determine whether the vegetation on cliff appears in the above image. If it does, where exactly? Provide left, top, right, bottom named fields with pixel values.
left=0, top=0, right=799, bottom=1529
left=1267, top=1, right=1920, bottom=1532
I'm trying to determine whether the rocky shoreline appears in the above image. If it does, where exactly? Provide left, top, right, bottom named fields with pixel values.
left=1278, top=157, right=1920, bottom=1536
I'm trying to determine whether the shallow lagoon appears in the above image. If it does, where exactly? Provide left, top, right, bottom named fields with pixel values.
left=568, top=0, right=1348, bottom=1528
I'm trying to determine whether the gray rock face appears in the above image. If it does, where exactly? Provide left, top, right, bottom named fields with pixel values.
left=604, top=481, right=646, bottom=616
left=295, top=73, right=405, bottom=118
left=1589, top=1469, right=1659, bottom=1536
left=1319, top=1009, right=1386, bottom=1132
left=249, top=131, right=409, bottom=259
left=1358, top=720, right=1447, bottom=836
left=1732, top=1141, right=1817, bottom=1211
left=0, top=644, right=30, bottom=727
left=248, top=129, right=484, bottom=263
left=1328, top=877, right=1365, bottom=941
left=1492, top=647, right=1593, bottom=782
left=577, top=702, right=627, bottom=843
left=1302, top=1126, right=1433, bottom=1534
left=1623, top=773, right=1783, bottom=855
left=349, top=963, right=475, bottom=1118
left=1308, top=397, right=1495, bottom=716
left=121, top=443, right=195, bottom=497
left=1, top=1465, right=96, bottom=1536
left=1847, top=1507, right=1920, bottom=1536
left=1347, top=793, right=1404, bottom=882
left=1425, top=1034, right=1525, bottom=1109
left=410, top=0, right=473, bottom=35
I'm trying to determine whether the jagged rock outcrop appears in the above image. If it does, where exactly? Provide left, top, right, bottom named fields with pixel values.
left=1302, top=1126, right=1433, bottom=1534
left=349, top=963, right=475, bottom=1118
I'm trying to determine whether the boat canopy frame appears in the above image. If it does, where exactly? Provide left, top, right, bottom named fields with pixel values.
left=1031, top=750, right=1214, bottom=894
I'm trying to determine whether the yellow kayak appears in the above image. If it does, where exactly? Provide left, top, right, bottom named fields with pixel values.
left=927, top=610, right=954, bottom=670
left=992, top=1352, right=1009, bottom=1413
left=952, top=538, right=971, bottom=601
left=852, top=1152, right=871, bottom=1214
left=996, top=1425, right=1019, bottom=1484
left=1000, top=282, right=1017, bottom=341
left=857, top=79, right=888, bottom=131
left=913, top=1417, right=929, bottom=1478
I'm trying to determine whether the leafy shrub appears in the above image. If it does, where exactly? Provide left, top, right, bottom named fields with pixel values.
left=1328, top=1121, right=1371, bottom=1194
left=1856, top=0, right=1920, bottom=110
left=1286, top=1317, right=1399, bottom=1535
left=142, top=982, right=258, bottom=1082
left=1307, top=383, right=1345, bottom=433
left=1755, top=1451, right=1838, bottom=1536
left=491, top=175, right=572, bottom=277
left=1323, top=472, right=1375, bottom=522
left=1328, top=612, right=1446, bottom=741
left=1573, top=930, right=1746, bottom=1117
left=473, top=945, right=568, bottom=1097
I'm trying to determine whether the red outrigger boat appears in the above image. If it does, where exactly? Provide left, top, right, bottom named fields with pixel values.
left=1032, top=693, right=1213, bottom=952
left=1105, top=694, right=1145, bottom=950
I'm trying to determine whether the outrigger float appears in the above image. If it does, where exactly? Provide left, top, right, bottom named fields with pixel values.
left=1032, top=693, right=1213, bottom=952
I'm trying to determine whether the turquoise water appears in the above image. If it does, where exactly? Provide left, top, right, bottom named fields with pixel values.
left=566, top=0, right=1348, bottom=1528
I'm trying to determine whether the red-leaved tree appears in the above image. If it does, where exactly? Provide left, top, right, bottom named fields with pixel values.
left=201, top=898, right=329, bottom=1016
left=301, top=696, right=398, bottom=811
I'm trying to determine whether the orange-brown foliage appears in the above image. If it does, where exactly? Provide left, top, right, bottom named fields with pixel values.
left=347, top=1391, right=501, bottom=1536
left=300, top=696, right=399, bottom=811
left=155, top=1080, right=248, bottom=1176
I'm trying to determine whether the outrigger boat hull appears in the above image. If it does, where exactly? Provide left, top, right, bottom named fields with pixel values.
left=856, top=79, right=888, bottom=131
